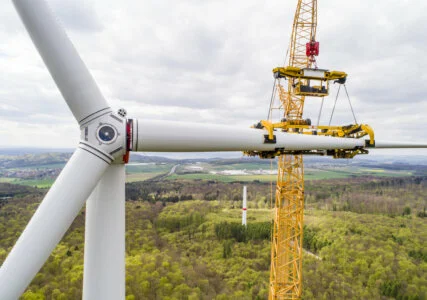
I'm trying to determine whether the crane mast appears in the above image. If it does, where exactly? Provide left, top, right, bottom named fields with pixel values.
left=245, top=1, right=373, bottom=298
left=269, top=1, right=316, bottom=299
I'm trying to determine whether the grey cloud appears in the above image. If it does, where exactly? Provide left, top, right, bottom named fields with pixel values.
left=0, top=81, right=72, bottom=124
left=3, top=0, right=427, bottom=148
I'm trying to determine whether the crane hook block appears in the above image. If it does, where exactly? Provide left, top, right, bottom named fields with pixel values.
left=306, top=41, right=319, bottom=57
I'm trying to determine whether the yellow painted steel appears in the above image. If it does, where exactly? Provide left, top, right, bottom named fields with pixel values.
left=264, top=0, right=372, bottom=297
left=269, top=1, right=317, bottom=299
left=272, top=67, right=347, bottom=97
left=272, top=66, right=347, bottom=81
left=260, top=120, right=375, bottom=145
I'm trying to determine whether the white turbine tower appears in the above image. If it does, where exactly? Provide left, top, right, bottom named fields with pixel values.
left=242, top=186, right=247, bottom=226
left=1, top=0, right=427, bottom=299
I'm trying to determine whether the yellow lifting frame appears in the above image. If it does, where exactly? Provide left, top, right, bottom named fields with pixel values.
left=260, top=120, right=375, bottom=146
left=273, top=66, right=347, bottom=82
left=272, top=66, right=347, bottom=97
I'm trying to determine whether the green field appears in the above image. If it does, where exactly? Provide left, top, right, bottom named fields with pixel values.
left=126, top=163, right=173, bottom=174
left=126, top=172, right=165, bottom=182
left=0, top=178, right=55, bottom=188
left=305, top=167, right=412, bottom=180
left=0, top=178, right=16, bottom=183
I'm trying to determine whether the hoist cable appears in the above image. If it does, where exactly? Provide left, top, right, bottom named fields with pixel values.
left=267, top=80, right=278, bottom=121
left=344, top=84, right=358, bottom=124
left=317, top=96, right=324, bottom=126
left=328, top=84, right=341, bottom=126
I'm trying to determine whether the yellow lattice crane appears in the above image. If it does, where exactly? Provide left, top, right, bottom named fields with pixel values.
left=268, top=2, right=317, bottom=298
left=245, top=1, right=374, bottom=299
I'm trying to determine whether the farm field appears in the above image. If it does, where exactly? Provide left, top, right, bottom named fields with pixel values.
left=126, top=173, right=165, bottom=183
left=0, top=178, right=55, bottom=188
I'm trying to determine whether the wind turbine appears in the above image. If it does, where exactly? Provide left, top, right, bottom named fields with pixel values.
left=242, top=186, right=247, bottom=226
left=1, top=0, right=427, bottom=299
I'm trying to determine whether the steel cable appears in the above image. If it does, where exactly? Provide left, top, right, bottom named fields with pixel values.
left=328, top=84, right=341, bottom=126
left=344, top=84, right=358, bottom=124
left=267, top=80, right=278, bottom=121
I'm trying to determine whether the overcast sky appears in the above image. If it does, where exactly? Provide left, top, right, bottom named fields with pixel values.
left=1, top=0, right=427, bottom=156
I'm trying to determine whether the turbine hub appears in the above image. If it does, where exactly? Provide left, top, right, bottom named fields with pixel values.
left=79, top=112, right=128, bottom=164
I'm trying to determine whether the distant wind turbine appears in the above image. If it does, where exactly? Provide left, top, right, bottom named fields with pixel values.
left=242, top=186, right=247, bottom=226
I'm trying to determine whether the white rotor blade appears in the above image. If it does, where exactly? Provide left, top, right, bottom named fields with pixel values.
left=374, top=141, right=427, bottom=148
left=13, top=0, right=111, bottom=125
left=0, top=147, right=110, bottom=299
left=132, top=120, right=366, bottom=152
left=83, top=165, right=126, bottom=300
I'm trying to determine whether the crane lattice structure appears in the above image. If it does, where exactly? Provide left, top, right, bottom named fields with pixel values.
left=269, top=1, right=317, bottom=298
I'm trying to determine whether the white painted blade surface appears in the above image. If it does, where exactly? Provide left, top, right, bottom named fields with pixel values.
left=0, top=148, right=109, bottom=299
left=12, top=0, right=110, bottom=125
left=133, top=120, right=365, bottom=152
left=374, top=141, right=427, bottom=148
left=83, top=165, right=126, bottom=300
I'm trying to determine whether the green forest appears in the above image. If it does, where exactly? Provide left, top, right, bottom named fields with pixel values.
left=0, top=175, right=427, bottom=299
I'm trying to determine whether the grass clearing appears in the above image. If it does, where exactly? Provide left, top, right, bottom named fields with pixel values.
left=0, top=177, right=54, bottom=188
left=0, top=177, right=17, bottom=183
left=126, top=163, right=173, bottom=174
left=17, top=179, right=55, bottom=188
left=126, top=172, right=165, bottom=182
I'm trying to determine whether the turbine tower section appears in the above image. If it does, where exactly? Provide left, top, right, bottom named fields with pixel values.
left=242, top=186, right=247, bottom=226
left=269, top=1, right=317, bottom=299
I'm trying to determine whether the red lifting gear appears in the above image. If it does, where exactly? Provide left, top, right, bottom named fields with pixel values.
left=306, top=41, right=319, bottom=57
left=123, top=119, right=132, bottom=164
